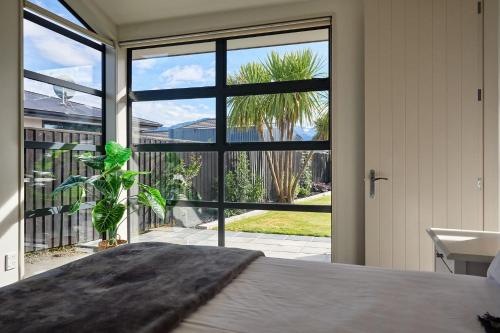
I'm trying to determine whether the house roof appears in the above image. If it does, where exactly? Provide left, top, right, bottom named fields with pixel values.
left=143, top=117, right=305, bottom=142
left=24, top=91, right=162, bottom=128
left=176, top=118, right=216, bottom=129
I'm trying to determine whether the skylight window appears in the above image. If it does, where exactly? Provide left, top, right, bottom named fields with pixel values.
left=27, top=0, right=91, bottom=30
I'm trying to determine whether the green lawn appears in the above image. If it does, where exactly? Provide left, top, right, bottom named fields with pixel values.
left=224, top=194, right=331, bottom=237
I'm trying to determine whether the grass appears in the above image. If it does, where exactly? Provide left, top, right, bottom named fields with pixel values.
left=224, top=193, right=331, bottom=237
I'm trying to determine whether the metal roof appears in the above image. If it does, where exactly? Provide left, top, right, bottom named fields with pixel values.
left=24, top=91, right=162, bottom=128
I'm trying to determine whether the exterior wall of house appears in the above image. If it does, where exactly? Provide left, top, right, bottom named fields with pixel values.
left=118, top=0, right=366, bottom=265
left=0, top=0, right=23, bottom=286
left=24, top=117, right=42, bottom=129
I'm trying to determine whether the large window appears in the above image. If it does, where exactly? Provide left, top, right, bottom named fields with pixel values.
left=23, top=6, right=105, bottom=273
left=128, top=26, right=331, bottom=260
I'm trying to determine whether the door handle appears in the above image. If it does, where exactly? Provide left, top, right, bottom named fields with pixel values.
left=369, top=169, right=388, bottom=199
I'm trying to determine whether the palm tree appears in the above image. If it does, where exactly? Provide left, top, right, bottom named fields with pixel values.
left=228, top=49, right=328, bottom=203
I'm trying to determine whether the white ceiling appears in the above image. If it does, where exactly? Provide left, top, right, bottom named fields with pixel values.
left=85, top=0, right=311, bottom=26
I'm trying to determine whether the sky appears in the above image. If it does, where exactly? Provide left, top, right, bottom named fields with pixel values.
left=24, top=1, right=329, bottom=137
left=131, top=41, right=328, bottom=133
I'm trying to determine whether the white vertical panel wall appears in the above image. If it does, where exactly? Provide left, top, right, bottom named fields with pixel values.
left=365, top=0, right=486, bottom=271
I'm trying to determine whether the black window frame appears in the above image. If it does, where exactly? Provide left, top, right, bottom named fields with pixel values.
left=58, top=0, right=96, bottom=32
left=127, top=24, right=332, bottom=247
left=23, top=9, right=106, bottom=220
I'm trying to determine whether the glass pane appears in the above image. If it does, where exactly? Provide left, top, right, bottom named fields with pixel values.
left=132, top=42, right=215, bottom=90
left=24, top=19, right=102, bottom=89
left=24, top=208, right=95, bottom=277
left=129, top=151, right=219, bottom=245
left=28, top=0, right=88, bottom=28
left=132, top=98, right=216, bottom=144
left=227, top=91, right=329, bottom=143
left=131, top=151, right=218, bottom=202
left=224, top=210, right=331, bottom=262
left=130, top=207, right=218, bottom=246
left=24, top=149, right=101, bottom=211
left=227, top=29, right=329, bottom=84
left=224, top=150, right=331, bottom=205
left=24, top=78, right=102, bottom=136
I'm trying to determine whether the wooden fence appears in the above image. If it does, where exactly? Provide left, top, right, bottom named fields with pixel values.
left=24, top=128, right=102, bottom=252
left=133, top=135, right=331, bottom=232
left=24, top=129, right=331, bottom=251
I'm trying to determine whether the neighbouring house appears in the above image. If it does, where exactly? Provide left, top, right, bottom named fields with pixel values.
left=24, top=90, right=161, bottom=132
left=138, top=117, right=304, bottom=143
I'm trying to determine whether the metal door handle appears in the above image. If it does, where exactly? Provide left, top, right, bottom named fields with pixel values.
left=369, top=169, right=388, bottom=199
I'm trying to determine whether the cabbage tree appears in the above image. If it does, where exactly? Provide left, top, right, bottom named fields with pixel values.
left=228, top=49, right=329, bottom=203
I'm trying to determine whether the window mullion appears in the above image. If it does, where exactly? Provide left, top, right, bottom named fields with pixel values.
left=216, top=39, right=227, bottom=247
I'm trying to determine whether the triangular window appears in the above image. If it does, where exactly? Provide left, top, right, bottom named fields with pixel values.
left=27, top=0, right=92, bottom=30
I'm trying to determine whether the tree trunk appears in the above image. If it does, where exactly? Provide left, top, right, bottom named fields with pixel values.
left=265, top=151, right=281, bottom=199
left=290, top=151, right=314, bottom=198
left=258, top=124, right=282, bottom=201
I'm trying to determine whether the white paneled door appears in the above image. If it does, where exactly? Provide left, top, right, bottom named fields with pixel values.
left=365, top=0, right=484, bottom=271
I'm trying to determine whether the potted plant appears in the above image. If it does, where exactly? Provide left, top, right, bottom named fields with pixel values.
left=53, top=141, right=165, bottom=249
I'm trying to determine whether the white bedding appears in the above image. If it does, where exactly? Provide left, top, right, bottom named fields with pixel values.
left=173, top=257, right=500, bottom=333
left=488, top=251, right=500, bottom=286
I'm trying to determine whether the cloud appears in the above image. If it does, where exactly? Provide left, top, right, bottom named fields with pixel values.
left=39, top=66, right=95, bottom=87
left=133, top=100, right=214, bottom=127
left=24, top=20, right=100, bottom=69
left=134, top=58, right=158, bottom=70
left=161, top=64, right=215, bottom=88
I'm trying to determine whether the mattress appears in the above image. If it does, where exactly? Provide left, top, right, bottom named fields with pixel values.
left=173, top=257, right=500, bottom=333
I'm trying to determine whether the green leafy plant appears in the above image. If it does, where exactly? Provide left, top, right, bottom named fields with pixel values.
left=53, top=141, right=164, bottom=246
left=158, top=153, right=202, bottom=202
left=225, top=152, right=264, bottom=217
left=297, top=153, right=313, bottom=198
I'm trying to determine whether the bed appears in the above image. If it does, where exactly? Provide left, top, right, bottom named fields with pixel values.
left=174, top=257, right=500, bottom=333
left=1, top=242, right=499, bottom=333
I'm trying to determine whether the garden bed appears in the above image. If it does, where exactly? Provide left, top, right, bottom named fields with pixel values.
left=24, top=246, right=91, bottom=278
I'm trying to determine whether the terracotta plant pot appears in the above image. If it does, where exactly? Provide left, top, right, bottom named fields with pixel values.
left=98, top=239, right=127, bottom=250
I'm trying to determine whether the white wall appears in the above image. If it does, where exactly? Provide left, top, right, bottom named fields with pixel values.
left=65, top=0, right=118, bottom=41
left=115, top=46, right=129, bottom=240
left=118, top=0, right=366, bottom=264
left=0, top=0, right=22, bottom=286
left=484, top=0, right=500, bottom=232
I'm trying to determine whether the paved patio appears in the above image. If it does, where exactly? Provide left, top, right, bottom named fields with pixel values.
left=24, top=228, right=331, bottom=278
left=135, top=227, right=331, bottom=262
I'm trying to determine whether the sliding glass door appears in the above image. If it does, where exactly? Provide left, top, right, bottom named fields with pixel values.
left=128, top=26, right=332, bottom=262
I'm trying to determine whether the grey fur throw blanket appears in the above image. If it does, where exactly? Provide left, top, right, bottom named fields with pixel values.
left=0, top=242, right=264, bottom=333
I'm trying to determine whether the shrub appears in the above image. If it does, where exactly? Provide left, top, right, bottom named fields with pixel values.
left=158, top=153, right=202, bottom=202
left=225, top=152, right=264, bottom=217
left=297, top=153, right=313, bottom=198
